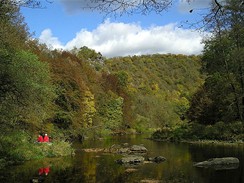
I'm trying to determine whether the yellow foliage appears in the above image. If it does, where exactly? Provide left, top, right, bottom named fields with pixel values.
left=82, top=90, right=96, bottom=127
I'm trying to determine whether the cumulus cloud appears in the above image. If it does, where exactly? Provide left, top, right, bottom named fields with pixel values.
left=39, top=20, right=205, bottom=58
left=39, top=29, right=64, bottom=49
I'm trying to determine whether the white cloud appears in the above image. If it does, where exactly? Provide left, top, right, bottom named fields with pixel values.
left=39, top=20, right=206, bottom=58
left=39, top=29, right=64, bottom=49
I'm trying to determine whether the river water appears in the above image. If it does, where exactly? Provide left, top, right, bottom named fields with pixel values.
left=0, top=135, right=243, bottom=183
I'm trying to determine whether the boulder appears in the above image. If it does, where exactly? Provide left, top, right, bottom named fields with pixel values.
left=130, top=145, right=148, bottom=154
left=194, top=157, right=239, bottom=170
left=107, top=144, right=122, bottom=153
left=148, top=156, right=166, bottom=163
left=116, top=155, right=145, bottom=165
left=122, top=143, right=129, bottom=147
left=118, top=147, right=130, bottom=154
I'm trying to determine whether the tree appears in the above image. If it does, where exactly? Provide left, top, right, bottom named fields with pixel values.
left=0, top=0, right=29, bottom=50
left=0, top=50, right=55, bottom=129
left=75, top=46, right=103, bottom=61
left=4, top=0, right=174, bottom=14
left=0, top=0, right=43, bottom=9
left=187, top=0, right=244, bottom=124
left=0, top=1, right=55, bottom=130
left=9, top=0, right=228, bottom=19
left=82, top=0, right=174, bottom=16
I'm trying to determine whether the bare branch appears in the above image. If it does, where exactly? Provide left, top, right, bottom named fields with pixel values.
left=82, top=0, right=173, bottom=17
left=0, top=0, right=53, bottom=8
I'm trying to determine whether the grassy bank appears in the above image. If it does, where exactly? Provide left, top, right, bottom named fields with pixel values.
left=0, top=131, right=74, bottom=168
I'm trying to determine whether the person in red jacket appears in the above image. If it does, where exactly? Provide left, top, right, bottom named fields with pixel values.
left=43, top=134, right=49, bottom=142
left=37, top=135, right=43, bottom=143
left=43, top=167, right=50, bottom=175
left=38, top=168, right=44, bottom=175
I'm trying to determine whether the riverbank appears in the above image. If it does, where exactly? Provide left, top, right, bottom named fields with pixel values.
left=182, top=139, right=244, bottom=146
left=151, top=137, right=244, bottom=146
left=1, top=134, right=243, bottom=183
left=150, top=121, right=244, bottom=146
left=0, top=132, right=75, bottom=169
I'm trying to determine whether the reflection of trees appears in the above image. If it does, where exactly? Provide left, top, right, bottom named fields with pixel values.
left=189, top=144, right=244, bottom=183
left=0, top=157, right=73, bottom=183
left=1, top=139, right=243, bottom=183
left=51, top=152, right=98, bottom=183
left=79, top=152, right=97, bottom=183
left=96, top=153, right=125, bottom=182
left=189, top=144, right=244, bottom=162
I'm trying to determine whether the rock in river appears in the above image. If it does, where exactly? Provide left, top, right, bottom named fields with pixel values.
left=193, top=157, right=239, bottom=170
left=130, top=145, right=148, bottom=154
left=116, top=155, right=145, bottom=165
left=148, top=156, right=166, bottom=163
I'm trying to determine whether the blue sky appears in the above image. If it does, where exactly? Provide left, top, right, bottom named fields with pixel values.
left=21, top=0, right=213, bottom=58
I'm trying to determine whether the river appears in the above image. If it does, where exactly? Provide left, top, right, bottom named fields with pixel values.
left=0, top=134, right=243, bottom=183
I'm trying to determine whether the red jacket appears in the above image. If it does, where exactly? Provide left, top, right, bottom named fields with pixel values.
left=43, top=167, right=50, bottom=175
left=43, top=135, right=49, bottom=142
left=38, top=168, right=44, bottom=175
left=37, top=136, right=43, bottom=142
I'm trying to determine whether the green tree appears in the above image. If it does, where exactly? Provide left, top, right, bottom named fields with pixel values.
left=76, top=46, right=102, bottom=61
left=96, top=93, right=124, bottom=132
left=187, top=0, right=244, bottom=124
left=0, top=1, right=29, bottom=50
left=0, top=50, right=55, bottom=128
left=105, top=54, right=203, bottom=131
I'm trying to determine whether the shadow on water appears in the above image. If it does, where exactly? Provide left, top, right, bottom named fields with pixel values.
left=0, top=134, right=243, bottom=183
left=189, top=143, right=244, bottom=183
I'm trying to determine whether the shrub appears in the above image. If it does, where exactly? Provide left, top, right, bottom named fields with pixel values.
left=189, top=123, right=205, bottom=139
left=190, top=121, right=244, bottom=141
left=151, top=127, right=172, bottom=141
left=228, top=121, right=243, bottom=134
left=0, top=131, right=74, bottom=164
left=203, top=125, right=219, bottom=140
left=151, top=121, right=244, bottom=142
left=171, top=122, right=191, bottom=141
left=133, top=115, right=150, bottom=133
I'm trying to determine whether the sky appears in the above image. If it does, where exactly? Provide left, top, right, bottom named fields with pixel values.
left=20, top=0, right=213, bottom=58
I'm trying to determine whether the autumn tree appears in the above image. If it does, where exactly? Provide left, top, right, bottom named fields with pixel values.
left=0, top=0, right=43, bottom=8
left=0, top=0, right=29, bottom=50
left=0, top=1, right=55, bottom=131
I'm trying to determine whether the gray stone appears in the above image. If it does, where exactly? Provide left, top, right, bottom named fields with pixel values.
left=122, top=143, right=129, bottom=147
left=108, top=144, right=122, bottom=153
left=148, top=156, right=166, bottom=163
left=130, top=145, right=148, bottom=153
left=118, top=148, right=130, bottom=154
left=194, top=157, right=239, bottom=170
left=107, top=144, right=148, bottom=155
left=116, top=155, right=145, bottom=165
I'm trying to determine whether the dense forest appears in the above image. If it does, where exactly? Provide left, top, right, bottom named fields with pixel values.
left=0, top=0, right=243, bottom=166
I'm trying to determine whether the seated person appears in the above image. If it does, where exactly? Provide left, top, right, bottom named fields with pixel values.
left=37, top=135, right=43, bottom=143
left=43, top=134, right=49, bottom=142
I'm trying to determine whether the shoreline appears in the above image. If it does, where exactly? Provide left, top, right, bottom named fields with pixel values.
left=151, top=138, right=244, bottom=146
left=182, top=139, right=244, bottom=146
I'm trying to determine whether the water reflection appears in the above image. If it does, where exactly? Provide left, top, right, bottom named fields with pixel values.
left=0, top=135, right=243, bottom=183
left=189, top=143, right=244, bottom=183
left=30, top=167, right=50, bottom=183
